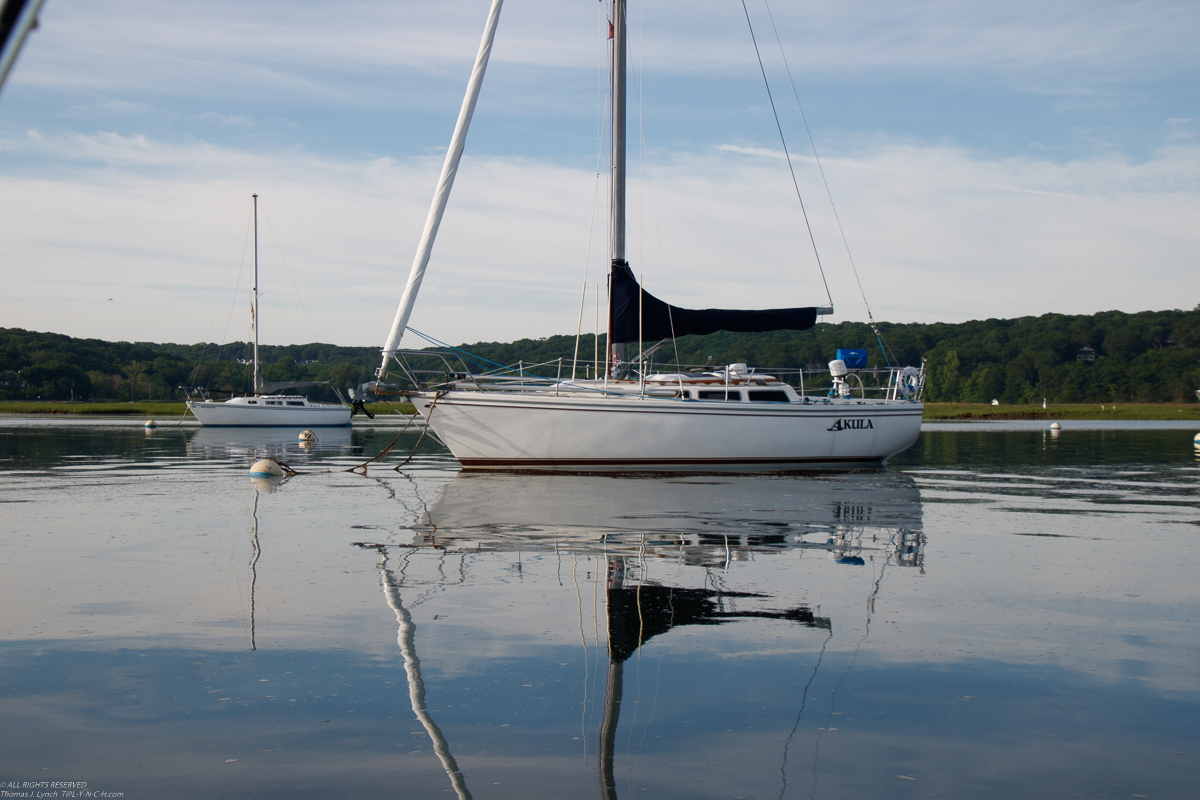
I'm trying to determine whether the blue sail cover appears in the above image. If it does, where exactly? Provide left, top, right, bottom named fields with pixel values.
left=609, top=261, right=819, bottom=344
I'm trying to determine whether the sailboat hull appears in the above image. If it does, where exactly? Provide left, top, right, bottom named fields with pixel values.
left=187, top=399, right=352, bottom=427
left=412, top=391, right=921, bottom=471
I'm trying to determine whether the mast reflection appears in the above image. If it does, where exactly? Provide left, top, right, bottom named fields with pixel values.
left=371, top=545, right=473, bottom=800
left=247, top=475, right=282, bottom=651
left=598, top=553, right=832, bottom=798
left=356, top=470, right=924, bottom=797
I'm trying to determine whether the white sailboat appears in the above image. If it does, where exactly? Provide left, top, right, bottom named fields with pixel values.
left=375, top=0, right=923, bottom=470
left=187, top=195, right=352, bottom=428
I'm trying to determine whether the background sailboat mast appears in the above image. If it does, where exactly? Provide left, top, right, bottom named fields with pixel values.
left=252, top=193, right=261, bottom=395
left=378, top=0, right=505, bottom=380
left=608, top=0, right=628, bottom=373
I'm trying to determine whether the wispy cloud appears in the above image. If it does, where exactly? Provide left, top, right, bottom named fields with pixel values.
left=12, top=1, right=1197, bottom=103
left=1, top=132, right=1195, bottom=346
left=0, top=1, right=1193, bottom=347
left=727, top=0, right=1199, bottom=79
left=193, top=112, right=256, bottom=128
left=60, top=99, right=154, bottom=119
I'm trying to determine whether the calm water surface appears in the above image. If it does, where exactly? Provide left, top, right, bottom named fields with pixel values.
left=1, top=417, right=1197, bottom=799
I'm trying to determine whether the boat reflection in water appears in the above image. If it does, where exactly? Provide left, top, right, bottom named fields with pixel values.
left=410, top=470, right=923, bottom=568
left=186, top=425, right=356, bottom=464
left=356, top=471, right=923, bottom=798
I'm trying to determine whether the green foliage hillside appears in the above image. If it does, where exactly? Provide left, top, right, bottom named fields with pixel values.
left=0, top=329, right=382, bottom=402
left=911, top=310, right=1200, bottom=403
left=2, top=306, right=1198, bottom=404
left=438, top=308, right=1199, bottom=403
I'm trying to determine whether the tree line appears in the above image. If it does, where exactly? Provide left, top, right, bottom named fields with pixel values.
left=3, top=306, right=1198, bottom=404
left=0, top=330, right=380, bottom=403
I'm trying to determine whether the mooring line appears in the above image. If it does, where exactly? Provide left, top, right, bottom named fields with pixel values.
left=345, top=412, right=420, bottom=474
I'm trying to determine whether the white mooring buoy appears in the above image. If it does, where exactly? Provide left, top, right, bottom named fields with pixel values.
left=249, top=459, right=284, bottom=478
left=1050, top=422, right=1062, bottom=430
left=1193, top=432, right=1200, bottom=445
left=144, top=420, right=157, bottom=429
left=298, top=429, right=317, bottom=443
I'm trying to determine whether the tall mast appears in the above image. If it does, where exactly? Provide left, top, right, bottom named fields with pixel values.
left=608, top=0, right=628, bottom=372
left=610, top=0, right=627, bottom=266
left=252, top=193, right=260, bottom=395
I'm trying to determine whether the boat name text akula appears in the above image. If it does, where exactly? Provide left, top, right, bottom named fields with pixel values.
left=827, top=418, right=875, bottom=431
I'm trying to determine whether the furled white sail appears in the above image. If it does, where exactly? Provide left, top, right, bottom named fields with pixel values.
left=378, top=0, right=505, bottom=378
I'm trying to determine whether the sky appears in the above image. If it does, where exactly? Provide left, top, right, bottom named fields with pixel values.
left=0, top=0, right=1197, bottom=350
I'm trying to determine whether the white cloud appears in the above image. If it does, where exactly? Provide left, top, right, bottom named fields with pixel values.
left=13, top=0, right=604, bottom=104
left=0, top=130, right=1196, bottom=347
left=11, top=0, right=1196, bottom=108
left=696, top=0, right=1199, bottom=79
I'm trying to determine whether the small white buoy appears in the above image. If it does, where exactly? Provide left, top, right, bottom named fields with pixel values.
left=1194, top=432, right=1200, bottom=444
left=1050, top=422, right=1062, bottom=430
left=144, top=420, right=157, bottom=428
left=249, top=459, right=284, bottom=478
left=298, top=429, right=317, bottom=443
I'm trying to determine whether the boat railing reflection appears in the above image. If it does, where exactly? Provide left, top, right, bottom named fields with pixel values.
left=394, top=525, right=925, bottom=572
left=409, top=471, right=925, bottom=569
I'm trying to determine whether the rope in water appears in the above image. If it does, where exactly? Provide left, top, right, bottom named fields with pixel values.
left=249, top=393, right=441, bottom=478
left=346, top=392, right=444, bottom=474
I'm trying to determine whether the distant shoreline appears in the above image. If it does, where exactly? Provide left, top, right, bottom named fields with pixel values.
left=922, top=402, right=1199, bottom=421
left=0, top=401, right=417, bottom=417
left=1, top=400, right=1195, bottom=421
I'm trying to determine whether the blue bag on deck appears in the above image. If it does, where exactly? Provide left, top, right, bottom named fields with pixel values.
left=835, top=349, right=868, bottom=369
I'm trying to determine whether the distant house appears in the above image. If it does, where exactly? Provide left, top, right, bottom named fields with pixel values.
left=1076, top=346, right=1097, bottom=362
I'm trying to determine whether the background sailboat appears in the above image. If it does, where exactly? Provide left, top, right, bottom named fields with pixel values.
left=187, top=194, right=352, bottom=428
